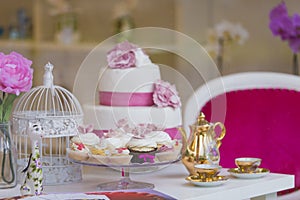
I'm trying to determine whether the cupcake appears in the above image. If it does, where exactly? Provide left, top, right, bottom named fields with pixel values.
left=146, top=131, right=175, bottom=149
left=127, top=138, right=158, bottom=164
left=88, top=135, right=133, bottom=165
left=136, top=130, right=180, bottom=163
left=106, top=148, right=133, bottom=165
left=87, top=147, right=110, bottom=164
left=68, top=132, right=101, bottom=161
left=156, top=142, right=183, bottom=162
left=67, top=143, right=89, bottom=161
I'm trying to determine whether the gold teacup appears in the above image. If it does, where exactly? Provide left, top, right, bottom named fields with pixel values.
left=194, top=164, right=221, bottom=180
left=235, top=157, right=261, bottom=173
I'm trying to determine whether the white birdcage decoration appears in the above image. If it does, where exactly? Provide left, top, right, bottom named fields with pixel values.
left=12, top=62, right=83, bottom=185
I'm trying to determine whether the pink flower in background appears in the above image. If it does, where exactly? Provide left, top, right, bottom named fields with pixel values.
left=0, top=51, right=33, bottom=122
left=269, top=1, right=300, bottom=53
left=153, top=80, right=181, bottom=108
left=107, top=41, right=137, bottom=69
left=0, top=51, right=33, bottom=95
left=289, top=14, right=300, bottom=53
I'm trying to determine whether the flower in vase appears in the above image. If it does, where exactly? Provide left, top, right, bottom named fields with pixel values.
left=0, top=51, right=33, bottom=122
left=269, top=1, right=300, bottom=75
left=214, top=20, right=249, bottom=45
left=205, top=20, right=249, bottom=72
left=112, top=0, right=137, bottom=42
left=269, top=1, right=300, bottom=53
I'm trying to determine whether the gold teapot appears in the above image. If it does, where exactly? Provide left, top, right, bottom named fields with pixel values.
left=179, top=112, right=226, bottom=175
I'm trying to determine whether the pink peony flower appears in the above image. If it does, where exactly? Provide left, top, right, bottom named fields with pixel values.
left=0, top=51, right=33, bottom=96
left=153, top=80, right=181, bottom=108
left=107, top=41, right=137, bottom=69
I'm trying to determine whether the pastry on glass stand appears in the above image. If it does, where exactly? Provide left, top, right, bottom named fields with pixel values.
left=67, top=122, right=182, bottom=166
left=67, top=122, right=183, bottom=191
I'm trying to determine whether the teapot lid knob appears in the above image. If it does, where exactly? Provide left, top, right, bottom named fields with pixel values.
left=196, top=112, right=209, bottom=126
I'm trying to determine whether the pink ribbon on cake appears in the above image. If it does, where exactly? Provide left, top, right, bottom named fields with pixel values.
left=99, top=91, right=154, bottom=106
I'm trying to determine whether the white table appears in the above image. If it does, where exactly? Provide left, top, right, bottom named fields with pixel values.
left=0, top=162, right=294, bottom=200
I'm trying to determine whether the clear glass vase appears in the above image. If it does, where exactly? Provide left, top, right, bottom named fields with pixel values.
left=0, top=122, right=17, bottom=188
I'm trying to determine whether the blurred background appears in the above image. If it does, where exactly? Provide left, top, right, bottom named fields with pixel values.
left=0, top=0, right=298, bottom=96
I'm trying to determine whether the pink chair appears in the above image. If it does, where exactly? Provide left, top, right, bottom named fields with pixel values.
left=184, top=72, right=300, bottom=195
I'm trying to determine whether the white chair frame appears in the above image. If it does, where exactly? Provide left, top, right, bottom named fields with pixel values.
left=184, top=72, right=300, bottom=133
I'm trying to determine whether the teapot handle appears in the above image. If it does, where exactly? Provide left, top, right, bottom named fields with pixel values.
left=212, top=122, right=226, bottom=147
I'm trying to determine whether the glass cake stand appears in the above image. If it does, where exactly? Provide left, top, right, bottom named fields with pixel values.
left=69, top=157, right=180, bottom=191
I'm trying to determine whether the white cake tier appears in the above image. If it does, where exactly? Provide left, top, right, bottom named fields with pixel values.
left=98, top=64, right=161, bottom=93
left=83, top=104, right=182, bottom=131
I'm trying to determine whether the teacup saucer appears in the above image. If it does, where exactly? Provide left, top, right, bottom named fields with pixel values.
left=228, top=168, right=270, bottom=179
left=185, top=175, right=229, bottom=187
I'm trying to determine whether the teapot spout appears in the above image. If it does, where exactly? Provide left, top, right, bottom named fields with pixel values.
left=178, top=127, right=187, bottom=142
left=178, top=126, right=186, bottom=136
left=177, top=127, right=188, bottom=154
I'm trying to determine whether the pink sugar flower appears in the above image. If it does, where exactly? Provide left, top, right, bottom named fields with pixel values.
left=107, top=41, right=137, bottom=69
left=153, top=80, right=181, bottom=108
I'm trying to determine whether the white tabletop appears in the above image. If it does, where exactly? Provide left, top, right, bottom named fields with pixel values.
left=0, top=162, right=295, bottom=200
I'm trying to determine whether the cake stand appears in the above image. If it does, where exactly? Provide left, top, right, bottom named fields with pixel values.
left=69, top=157, right=180, bottom=191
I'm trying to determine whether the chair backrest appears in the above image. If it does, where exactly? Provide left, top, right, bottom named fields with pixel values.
left=184, top=72, right=300, bottom=190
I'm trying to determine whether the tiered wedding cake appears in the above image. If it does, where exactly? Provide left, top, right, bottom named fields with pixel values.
left=68, top=42, right=182, bottom=164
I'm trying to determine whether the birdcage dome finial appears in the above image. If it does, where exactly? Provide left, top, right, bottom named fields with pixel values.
left=43, top=62, right=54, bottom=88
